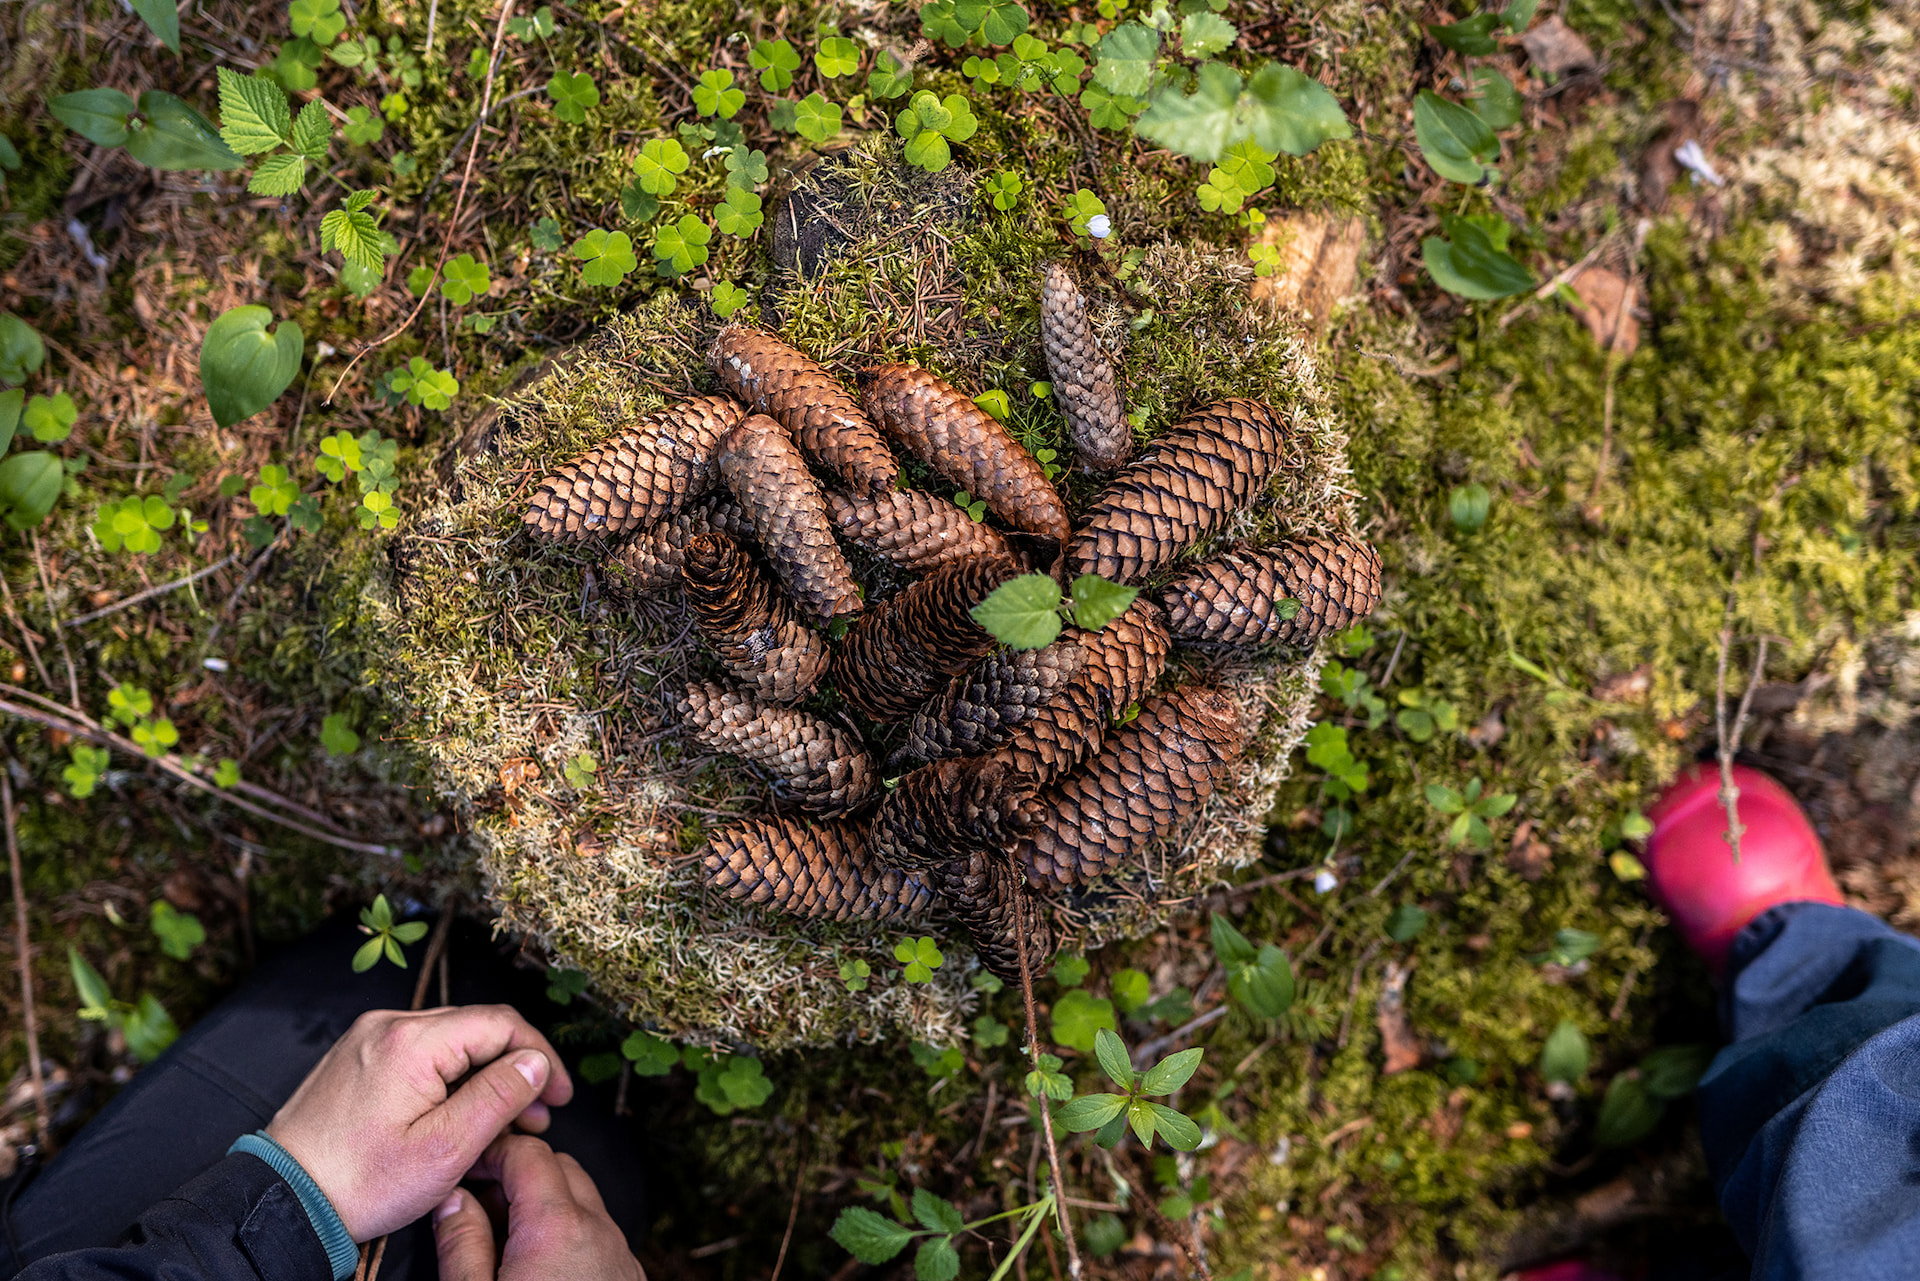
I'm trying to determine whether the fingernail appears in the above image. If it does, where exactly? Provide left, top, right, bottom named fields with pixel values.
left=514, top=1050, right=549, bottom=1088
left=433, top=1190, right=463, bottom=1224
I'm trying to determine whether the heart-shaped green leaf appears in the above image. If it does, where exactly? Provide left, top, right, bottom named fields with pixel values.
left=200, top=305, right=303, bottom=428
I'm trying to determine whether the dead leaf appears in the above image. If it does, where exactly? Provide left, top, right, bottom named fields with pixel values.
left=1506, top=820, right=1553, bottom=881
left=1250, top=213, right=1366, bottom=331
left=1376, top=960, right=1423, bottom=1075
left=1467, top=707, right=1506, bottom=750
left=1521, top=16, right=1598, bottom=78
left=1568, top=267, right=1640, bottom=357
left=572, top=827, right=611, bottom=859
left=500, top=757, right=541, bottom=795
left=1591, top=662, right=1652, bottom=703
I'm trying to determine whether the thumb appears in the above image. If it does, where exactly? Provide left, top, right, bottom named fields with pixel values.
left=432, top=1189, right=496, bottom=1281
left=432, top=1050, right=552, bottom=1158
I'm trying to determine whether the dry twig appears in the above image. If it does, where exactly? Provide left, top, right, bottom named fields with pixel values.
left=1711, top=585, right=1768, bottom=863
left=4, top=772, right=50, bottom=1149
left=1014, top=906, right=1081, bottom=1278
left=64, top=554, right=240, bottom=628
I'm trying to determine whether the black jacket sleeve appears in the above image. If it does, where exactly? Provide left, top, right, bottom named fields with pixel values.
left=15, top=1153, right=334, bottom=1281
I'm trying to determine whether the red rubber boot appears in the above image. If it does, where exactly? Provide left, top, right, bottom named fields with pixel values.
left=1643, top=762, right=1843, bottom=975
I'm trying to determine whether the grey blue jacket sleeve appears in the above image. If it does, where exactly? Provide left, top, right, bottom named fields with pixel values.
left=13, top=1152, right=334, bottom=1281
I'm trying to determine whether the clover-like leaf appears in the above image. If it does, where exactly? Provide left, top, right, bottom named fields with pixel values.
left=815, top=36, right=860, bottom=78
left=23, top=392, right=77, bottom=443
left=793, top=92, right=842, bottom=143
left=652, top=214, right=712, bottom=276
left=693, top=68, right=745, bottom=118
left=547, top=70, right=599, bottom=124
left=749, top=38, right=801, bottom=91
left=572, top=228, right=638, bottom=287
left=713, top=187, right=763, bottom=237
left=631, top=137, right=690, bottom=196
left=1050, top=987, right=1116, bottom=1053
left=440, top=253, right=490, bottom=305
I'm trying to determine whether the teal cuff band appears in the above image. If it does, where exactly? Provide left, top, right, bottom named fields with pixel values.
left=228, top=1131, right=358, bottom=1281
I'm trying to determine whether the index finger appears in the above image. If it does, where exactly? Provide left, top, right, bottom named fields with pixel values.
left=392, top=1005, right=574, bottom=1107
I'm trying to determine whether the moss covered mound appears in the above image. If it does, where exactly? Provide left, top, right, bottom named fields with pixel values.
left=369, top=145, right=1359, bottom=1048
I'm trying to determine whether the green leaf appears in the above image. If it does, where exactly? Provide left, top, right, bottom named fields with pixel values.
left=1449, top=481, right=1491, bottom=529
left=1227, top=943, right=1293, bottom=1019
left=711, top=281, right=750, bottom=319
left=1126, top=1097, right=1157, bottom=1146
left=724, top=146, right=769, bottom=187
left=1145, top=1101, right=1202, bottom=1150
left=1428, top=12, right=1502, bottom=56
left=1593, top=1073, right=1664, bottom=1148
left=131, top=0, right=181, bottom=51
left=1386, top=903, right=1430, bottom=942
left=652, top=214, right=712, bottom=276
left=1425, top=782, right=1465, bottom=813
left=577, top=1051, right=623, bottom=1084
left=1084, top=1213, right=1127, bottom=1257
left=51, top=89, right=136, bottom=147
left=749, top=38, right=802, bottom=91
left=391, top=920, right=429, bottom=944
left=320, top=712, right=360, bottom=755
left=1540, top=1019, right=1590, bottom=1083
left=1093, top=1027, right=1133, bottom=1088
left=23, top=393, right=76, bottom=443
left=547, top=70, right=599, bottom=124
left=1054, top=1091, right=1128, bottom=1132
left=68, top=946, right=113, bottom=1015
left=632, top=137, right=690, bottom=196
left=1244, top=64, right=1351, bottom=156
left=289, top=0, right=345, bottom=43
left=319, top=195, right=385, bottom=269
left=970, top=572, right=1064, bottom=649
left=713, top=189, right=763, bottom=238
left=1141, top=1047, right=1203, bottom=1096
left=1413, top=89, right=1498, bottom=184
left=974, top=0, right=1029, bottom=45
left=122, top=993, right=178, bottom=1062
left=693, top=68, right=746, bottom=118
left=1208, top=912, right=1257, bottom=966
left=248, top=152, right=307, bottom=197
left=128, top=92, right=243, bottom=170
left=1050, top=988, right=1116, bottom=1053
left=216, top=68, right=291, bottom=155
left=1180, top=11, right=1237, bottom=56
left=1110, top=967, right=1150, bottom=1014
left=912, top=1186, right=965, bottom=1235
left=1093, top=23, right=1159, bottom=97
left=150, top=900, right=207, bottom=960
left=815, top=36, right=861, bottom=78
left=869, top=50, right=914, bottom=99
left=200, top=305, right=302, bottom=429
left=288, top=99, right=331, bottom=162
left=1503, top=0, right=1541, bottom=30
left=0, top=313, right=46, bottom=385
left=1068, top=573, right=1138, bottom=630
left=0, top=389, right=20, bottom=453
left=1641, top=1043, right=1714, bottom=1099
left=793, top=92, right=843, bottom=143
left=440, top=253, right=490, bottom=305
left=572, top=228, right=638, bottom=286
left=1424, top=216, right=1534, bottom=300
left=214, top=758, right=241, bottom=788
left=830, top=1206, right=915, bottom=1264
left=915, top=1236, right=960, bottom=1281
left=1052, top=952, right=1089, bottom=986
left=1468, top=67, right=1523, bottom=131
left=351, top=935, right=384, bottom=972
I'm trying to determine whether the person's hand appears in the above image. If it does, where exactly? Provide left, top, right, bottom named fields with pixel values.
left=433, top=1135, right=646, bottom=1280
left=266, top=1005, right=573, bottom=1240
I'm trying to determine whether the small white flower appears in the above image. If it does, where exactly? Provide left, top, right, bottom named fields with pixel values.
left=1085, top=213, right=1112, bottom=239
left=203, top=657, right=229, bottom=672
left=1673, top=138, right=1725, bottom=188
left=1313, top=867, right=1339, bottom=894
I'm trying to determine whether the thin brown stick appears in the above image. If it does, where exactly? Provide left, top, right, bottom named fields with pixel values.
left=29, top=534, right=78, bottom=707
left=0, top=570, right=53, bottom=693
left=0, top=685, right=395, bottom=857
left=64, top=554, right=239, bottom=628
left=768, top=1148, right=805, bottom=1281
left=1713, top=584, right=1746, bottom=863
left=1014, top=908, right=1081, bottom=1279
left=4, top=773, right=50, bottom=1148
left=327, top=0, right=518, bottom=401
left=409, top=909, right=455, bottom=1011
left=1186, top=1204, right=1215, bottom=1280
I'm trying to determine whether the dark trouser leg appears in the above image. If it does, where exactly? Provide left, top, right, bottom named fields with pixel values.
left=1, top=917, right=648, bottom=1280
left=1697, top=902, right=1920, bottom=1278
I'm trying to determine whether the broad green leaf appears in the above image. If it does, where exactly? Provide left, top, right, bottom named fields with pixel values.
left=1503, top=0, right=1541, bottom=30
left=1423, top=217, right=1533, bottom=300
left=1141, top=1047, right=1203, bottom=1096
left=749, top=38, right=801, bottom=91
left=23, top=392, right=76, bottom=442
left=132, top=0, right=181, bottom=52
left=1449, top=481, right=1491, bottom=529
left=289, top=99, right=331, bottom=161
left=391, top=920, right=429, bottom=944
left=975, top=0, right=1029, bottom=45
left=1092, top=1027, right=1133, bottom=1088
left=0, top=313, right=45, bottom=385
left=1244, top=64, right=1351, bottom=156
left=829, top=1206, right=914, bottom=1263
left=1110, top=967, right=1150, bottom=1014
left=1468, top=67, right=1523, bottom=130
left=50, top=89, right=137, bottom=147
left=1146, top=1101, right=1202, bottom=1150
left=1642, top=1044, right=1714, bottom=1099
left=1540, top=1019, right=1590, bottom=1083
left=970, top=572, right=1063, bottom=648
left=1054, top=1092, right=1128, bottom=1132
left=1180, top=11, right=1236, bottom=56
left=200, top=305, right=303, bottom=428
left=913, top=1187, right=965, bottom=1235
left=1068, top=573, right=1138, bottom=630
left=247, top=152, right=307, bottom=196
left=1050, top=988, right=1116, bottom=1052
left=1413, top=89, right=1498, bottom=184
left=216, top=68, right=291, bottom=154
left=1052, top=953, right=1090, bottom=986
left=793, top=92, right=842, bottom=143
left=1227, top=943, right=1293, bottom=1019
left=122, top=993, right=178, bottom=1061
left=1428, top=12, right=1502, bottom=55
left=869, top=50, right=914, bottom=99
left=288, top=0, right=345, bottom=43
left=69, top=946, right=114, bottom=1015
left=0, top=389, right=20, bottom=453
left=1093, top=24, right=1159, bottom=97
left=1084, top=1213, right=1127, bottom=1257
left=1593, top=1073, right=1663, bottom=1147
left=1208, top=912, right=1257, bottom=966
left=1425, top=782, right=1465, bottom=813
left=815, top=36, right=861, bottom=78
left=351, top=935, right=385, bottom=972
left=1127, top=1096, right=1156, bottom=1147
left=902, top=129, right=951, bottom=172
left=128, top=92, right=242, bottom=170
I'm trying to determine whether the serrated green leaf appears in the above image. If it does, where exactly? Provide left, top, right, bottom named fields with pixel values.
left=1093, top=23, right=1159, bottom=97
left=1180, top=11, right=1236, bottom=56
left=1244, top=63, right=1351, bottom=156
left=51, top=89, right=136, bottom=147
left=830, top=1206, right=915, bottom=1264
left=247, top=152, right=307, bottom=196
left=970, top=572, right=1063, bottom=649
left=915, top=1236, right=960, bottom=1281
left=912, top=1186, right=965, bottom=1235
left=319, top=204, right=384, bottom=269
left=1068, top=573, right=1138, bottom=630
left=217, top=68, right=291, bottom=154
left=200, top=305, right=303, bottom=429
left=1050, top=988, right=1116, bottom=1053
left=289, top=99, right=331, bottom=162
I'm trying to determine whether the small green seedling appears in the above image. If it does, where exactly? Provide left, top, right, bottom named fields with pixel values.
left=1054, top=1028, right=1205, bottom=1150
left=150, top=900, right=206, bottom=960
left=563, top=751, right=597, bottom=790
left=971, top=572, right=1137, bottom=650
left=895, top=935, right=944, bottom=982
left=70, top=947, right=178, bottom=1062
left=840, top=958, right=871, bottom=991
left=352, top=893, right=428, bottom=971
left=320, top=712, right=360, bottom=755
left=1425, top=777, right=1518, bottom=847
left=832, top=1186, right=1056, bottom=1279
left=982, top=170, right=1023, bottom=209
left=63, top=742, right=111, bottom=798
left=545, top=967, right=589, bottom=1004
left=440, top=254, right=490, bottom=305
left=1210, top=913, right=1293, bottom=1018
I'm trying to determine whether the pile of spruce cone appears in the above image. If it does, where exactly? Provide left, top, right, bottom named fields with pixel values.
left=523, top=265, right=1382, bottom=982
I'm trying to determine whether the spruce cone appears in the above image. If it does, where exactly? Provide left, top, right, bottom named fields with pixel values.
left=870, top=755, right=1034, bottom=872
left=717, top=414, right=864, bottom=624
left=703, top=816, right=933, bottom=922
left=524, top=396, right=746, bottom=540
left=1068, top=399, right=1294, bottom=584
left=827, top=488, right=1013, bottom=573
left=932, top=850, right=1055, bottom=983
left=995, top=597, right=1174, bottom=784
left=709, top=325, right=900, bottom=496
left=859, top=364, right=1071, bottom=543
left=1160, top=536, right=1384, bottom=647
left=896, top=643, right=1087, bottom=766
left=1040, top=262, right=1130, bottom=473
left=829, top=556, right=1021, bottom=721
left=679, top=681, right=876, bottom=815
left=682, top=533, right=829, bottom=703
left=1014, top=685, right=1247, bottom=890
left=605, top=497, right=753, bottom=593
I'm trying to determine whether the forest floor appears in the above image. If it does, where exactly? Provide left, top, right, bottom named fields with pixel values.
left=3, top=0, right=1918, bottom=1278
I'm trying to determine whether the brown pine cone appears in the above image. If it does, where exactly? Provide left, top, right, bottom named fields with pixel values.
left=829, top=556, right=1021, bottom=721
left=1068, top=399, right=1294, bottom=584
left=682, top=533, right=829, bottom=703
left=827, top=489, right=1013, bottom=574
left=717, top=414, right=864, bottom=624
left=1040, top=262, right=1130, bottom=473
left=710, top=325, right=900, bottom=496
left=859, top=364, right=1070, bottom=543
left=524, top=396, right=746, bottom=540
left=1160, top=536, right=1384, bottom=647
left=995, top=597, right=1174, bottom=784
left=605, top=497, right=753, bottom=593
left=679, top=681, right=876, bottom=815
left=703, top=816, right=933, bottom=922
left=870, top=755, right=1034, bottom=872
left=896, top=643, right=1087, bottom=766
left=1014, top=685, right=1247, bottom=890
left=932, top=850, right=1055, bottom=983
